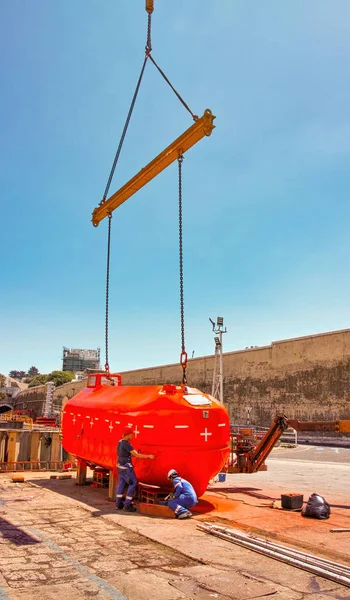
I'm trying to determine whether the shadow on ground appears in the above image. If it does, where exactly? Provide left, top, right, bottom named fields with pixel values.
left=26, top=476, right=218, bottom=518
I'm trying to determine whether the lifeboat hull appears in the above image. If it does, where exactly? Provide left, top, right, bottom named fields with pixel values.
left=62, top=375, right=230, bottom=497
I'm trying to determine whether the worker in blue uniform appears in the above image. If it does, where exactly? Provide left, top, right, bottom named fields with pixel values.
left=166, top=469, right=197, bottom=519
left=116, top=426, right=155, bottom=512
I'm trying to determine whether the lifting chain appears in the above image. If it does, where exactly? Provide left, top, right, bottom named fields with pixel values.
left=148, top=55, right=198, bottom=121
left=146, top=5, right=152, bottom=54
left=178, top=154, right=188, bottom=384
left=102, top=6, right=152, bottom=376
left=104, top=213, right=112, bottom=378
left=146, top=0, right=197, bottom=120
left=99, top=56, right=148, bottom=207
left=102, top=1, right=196, bottom=378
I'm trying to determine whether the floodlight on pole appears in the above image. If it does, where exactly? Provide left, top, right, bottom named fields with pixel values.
left=209, top=316, right=227, bottom=404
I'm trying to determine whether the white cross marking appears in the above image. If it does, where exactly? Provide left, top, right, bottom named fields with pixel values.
left=134, top=425, right=140, bottom=438
left=200, top=428, right=212, bottom=442
left=109, top=421, right=113, bottom=433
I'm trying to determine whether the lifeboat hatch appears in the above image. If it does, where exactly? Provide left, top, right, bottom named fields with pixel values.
left=183, top=394, right=211, bottom=407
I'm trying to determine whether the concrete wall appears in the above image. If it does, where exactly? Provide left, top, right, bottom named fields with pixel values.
left=14, top=381, right=86, bottom=418
left=14, top=385, right=47, bottom=416
left=14, top=328, right=350, bottom=427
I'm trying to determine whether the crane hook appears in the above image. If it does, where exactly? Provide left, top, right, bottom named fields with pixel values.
left=146, top=0, right=154, bottom=14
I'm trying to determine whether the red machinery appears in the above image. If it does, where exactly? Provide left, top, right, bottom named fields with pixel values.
left=62, top=373, right=230, bottom=497
left=228, top=416, right=350, bottom=474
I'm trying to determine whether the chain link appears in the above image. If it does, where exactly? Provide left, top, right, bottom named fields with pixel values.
left=178, top=155, right=187, bottom=384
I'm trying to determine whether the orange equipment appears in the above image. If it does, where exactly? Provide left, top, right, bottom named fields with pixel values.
left=92, top=109, right=215, bottom=227
left=228, top=416, right=350, bottom=474
left=62, top=374, right=230, bottom=497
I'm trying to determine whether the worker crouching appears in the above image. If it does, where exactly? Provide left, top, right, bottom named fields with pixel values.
left=166, top=469, right=197, bottom=519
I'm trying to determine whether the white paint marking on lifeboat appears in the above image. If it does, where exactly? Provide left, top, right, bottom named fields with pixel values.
left=143, top=425, right=154, bottom=428
left=115, top=421, right=120, bottom=424
left=70, top=412, right=74, bottom=415
left=94, top=417, right=99, bottom=420
left=90, top=420, right=94, bottom=428
left=133, top=425, right=140, bottom=438
left=174, top=425, right=189, bottom=429
left=218, top=423, right=226, bottom=427
left=105, top=419, right=110, bottom=422
left=200, top=428, right=212, bottom=441
left=72, top=416, right=76, bottom=424
left=109, top=422, right=113, bottom=433
left=77, top=414, right=81, bottom=417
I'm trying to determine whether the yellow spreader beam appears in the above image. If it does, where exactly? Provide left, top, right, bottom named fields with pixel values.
left=92, top=109, right=215, bottom=227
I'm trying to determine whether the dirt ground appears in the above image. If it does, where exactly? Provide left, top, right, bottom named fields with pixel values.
left=0, top=446, right=349, bottom=600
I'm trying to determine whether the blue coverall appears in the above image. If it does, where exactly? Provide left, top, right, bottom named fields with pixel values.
left=116, top=439, right=137, bottom=508
left=168, top=476, right=197, bottom=517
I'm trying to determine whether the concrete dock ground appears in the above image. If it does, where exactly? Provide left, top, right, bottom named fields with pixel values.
left=0, top=446, right=349, bottom=600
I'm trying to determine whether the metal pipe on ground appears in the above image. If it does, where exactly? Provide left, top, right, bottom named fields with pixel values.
left=201, top=524, right=350, bottom=576
left=198, top=524, right=350, bottom=588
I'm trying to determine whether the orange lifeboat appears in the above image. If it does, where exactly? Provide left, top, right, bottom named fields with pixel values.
left=62, top=373, right=230, bottom=497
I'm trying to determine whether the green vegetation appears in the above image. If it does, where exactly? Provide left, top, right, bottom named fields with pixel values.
left=28, top=371, right=75, bottom=388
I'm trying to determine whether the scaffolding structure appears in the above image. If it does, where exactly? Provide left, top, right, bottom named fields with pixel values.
left=62, top=348, right=100, bottom=372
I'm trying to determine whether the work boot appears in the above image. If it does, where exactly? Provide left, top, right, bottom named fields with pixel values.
left=177, top=511, right=192, bottom=519
left=116, top=502, right=124, bottom=510
left=124, top=504, right=137, bottom=512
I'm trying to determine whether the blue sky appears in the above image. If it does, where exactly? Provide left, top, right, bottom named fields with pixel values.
left=1, top=1, right=350, bottom=376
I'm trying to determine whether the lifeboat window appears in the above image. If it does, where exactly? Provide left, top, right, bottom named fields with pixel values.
left=184, top=394, right=211, bottom=406
left=87, top=375, right=97, bottom=387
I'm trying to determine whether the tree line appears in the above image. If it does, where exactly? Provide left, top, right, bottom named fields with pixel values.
left=5, top=368, right=76, bottom=388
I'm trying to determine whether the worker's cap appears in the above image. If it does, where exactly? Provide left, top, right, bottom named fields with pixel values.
left=123, top=426, right=133, bottom=436
left=167, top=469, right=178, bottom=480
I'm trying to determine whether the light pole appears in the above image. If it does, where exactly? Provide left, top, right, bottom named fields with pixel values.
left=209, top=316, right=227, bottom=403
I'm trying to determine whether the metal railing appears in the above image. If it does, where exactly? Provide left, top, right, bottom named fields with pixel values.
left=0, top=412, right=33, bottom=430
left=0, top=461, right=77, bottom=472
